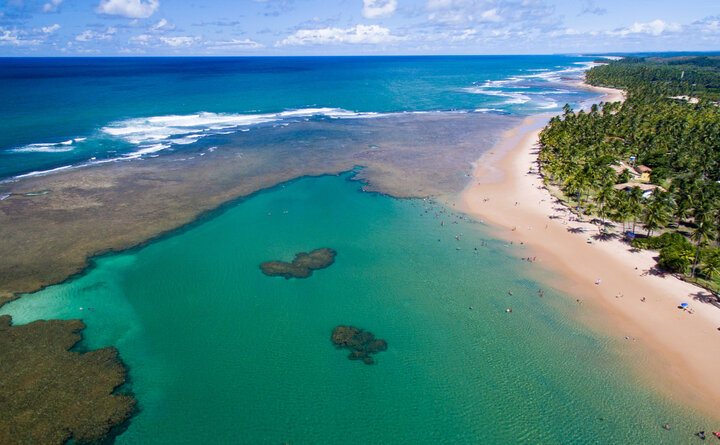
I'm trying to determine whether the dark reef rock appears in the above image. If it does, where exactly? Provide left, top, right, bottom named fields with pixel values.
left=365, top=338, right=388, bottom=354
left=260, top=247, right=337, bottom=279
left=0, top=315, right=136, bottom=444
left=331, top=325, right=387, bottom=365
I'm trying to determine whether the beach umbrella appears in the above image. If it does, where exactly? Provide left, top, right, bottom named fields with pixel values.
left=681, top=303, right=688, bottom=307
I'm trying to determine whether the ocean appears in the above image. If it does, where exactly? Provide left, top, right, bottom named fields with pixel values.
left=0, top=56, right=594, bottom=180
left=0, top=56, right=709, bottom=443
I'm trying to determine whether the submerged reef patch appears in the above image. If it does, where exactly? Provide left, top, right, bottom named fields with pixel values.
left=260, top=247, right=337, bottom=279
left=0, top=315, right=135, bottom=444
left=331, top=325, right=388, bottom=365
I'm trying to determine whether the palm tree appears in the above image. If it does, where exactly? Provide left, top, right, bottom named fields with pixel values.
left=642, top=198, right=670, bottom=236
left=613, top=191, right=631, bottom=233
left=702, top=251, right=720, bottom=281
left=679, top=247, right=696, bottom=271
left=564, top=171, right=589, bottom=208
left=596, top=185, right=615, bottom=225
left=691, top=217, right=716, bottom=277
left=628, top=186, right=644, bottom=234
left=713, top=207, right=720, bottom=248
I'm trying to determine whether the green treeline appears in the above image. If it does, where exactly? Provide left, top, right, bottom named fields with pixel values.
left=587, top=56, right=720, bottom=100
left=538, top=56, right=720, bottom=286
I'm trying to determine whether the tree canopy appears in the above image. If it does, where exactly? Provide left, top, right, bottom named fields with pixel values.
left=539, top=56, right=720, bottom=285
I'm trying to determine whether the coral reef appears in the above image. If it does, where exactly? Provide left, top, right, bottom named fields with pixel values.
left=331, top=325, right=388, bottom=365
left=0, top=315, right=135, bottom=444
left=260, top=248, right=337, bottom=279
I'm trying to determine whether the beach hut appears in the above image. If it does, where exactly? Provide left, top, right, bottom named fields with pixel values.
left=613, top=182, right=666, bottom=199
left=636, top=165, right=652, bottom=183
left=609, top=161, right=640, bottom=179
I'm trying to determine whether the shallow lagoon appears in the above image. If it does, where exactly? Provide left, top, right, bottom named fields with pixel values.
left=1, top=173, right=708, bottom=444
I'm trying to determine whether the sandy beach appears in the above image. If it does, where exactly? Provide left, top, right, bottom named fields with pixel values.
left=460, top=85, right=720, bottom=419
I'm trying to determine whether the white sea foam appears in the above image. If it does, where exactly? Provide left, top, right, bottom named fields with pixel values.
left=1, top=157, right=121, bottom=184
left=517, top=61, right=597, bottom=83
left=171, top=135, right=204, bottom=145
left=11, top=142, right=75, bottom=153
left=123, top=144, right=171, bottom=159
left=3, top=106, right=496, bottom=183
left=12, top=164, right=75, bottom=179
left=100, top=108, right=384, bottom=154
left=463, top=86, right=531, bottom=105
left=462, top=61, right=598, bottom=110
left=7, top=108, right=395, bottom=175
left=537, top=100, right=560, bottom=109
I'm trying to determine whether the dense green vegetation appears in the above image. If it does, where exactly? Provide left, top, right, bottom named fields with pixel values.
left=539, top=56, right=720, bottom=283
left=587, top=56, right=720, bottom=100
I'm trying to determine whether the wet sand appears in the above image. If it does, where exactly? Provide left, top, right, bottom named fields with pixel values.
left=460, top=89, right=720, bottom=418
left=0, top=113, right=519, bottom=304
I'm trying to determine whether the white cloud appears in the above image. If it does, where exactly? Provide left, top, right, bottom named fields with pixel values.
left=277, top=24, right=403, bottom=46
left=426, top=0, right=452, bottom=9
left=95, top=0, right=159, bottom=19
left=75, top=31, right=95, bottom=41
left=424, top=0, right=555, bottom=28
left=131, top=33, right=260, bottom=51
left=362, top=0, right=397, bottom=19
left=610, top=19, right=681, bottom=37
left=206, top=38, right=264, bottom=50
left=151, top=18, right=174, bottom=31
left=579, top=0, right=606, bottom=16
left=691, top=16, right=720, bottom=34
left=130, top=33, right=152, bottom=44
left=41, top=24, right=61, bottom=34
left=449, top=28, right=476, bottom=41
left=480, top=8, right=502, bottom=22
left=159, top=36, right=199, bottom=47
left=0, top=27, right=40, bottom=46
left=42, top=0, right=62, bottom=13
left=75, top=28, right=116, bottom=42
left=426, top=1, right=504, bottom=25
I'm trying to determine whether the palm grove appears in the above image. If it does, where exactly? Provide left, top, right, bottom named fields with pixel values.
left=538, top=56, right=720, bottom=289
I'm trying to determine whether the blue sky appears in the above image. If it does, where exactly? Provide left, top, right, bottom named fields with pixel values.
left=0, top=0, right=718, bottom=55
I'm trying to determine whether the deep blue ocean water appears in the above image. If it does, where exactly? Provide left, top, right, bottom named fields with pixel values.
left=0, top=56, right=597, bottom=179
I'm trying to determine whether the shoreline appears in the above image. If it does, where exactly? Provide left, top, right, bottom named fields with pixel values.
left=459, top=86, right=720, bottom=419
left=574, top=80, right=627, bottom=104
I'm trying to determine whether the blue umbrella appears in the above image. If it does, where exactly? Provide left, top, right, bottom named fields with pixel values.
left=681, top=303, right=688, bottom=307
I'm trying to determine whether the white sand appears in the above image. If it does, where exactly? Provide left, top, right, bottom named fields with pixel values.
left=459, top=86, right=720, bottom=418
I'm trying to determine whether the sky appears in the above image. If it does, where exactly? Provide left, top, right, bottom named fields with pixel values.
left=0, top=0, right=718, bottom=56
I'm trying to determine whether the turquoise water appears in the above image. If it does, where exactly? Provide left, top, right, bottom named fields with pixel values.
left=0, top=56, right=598, bottom=179
left=1, top=174, right=708, bottom=443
